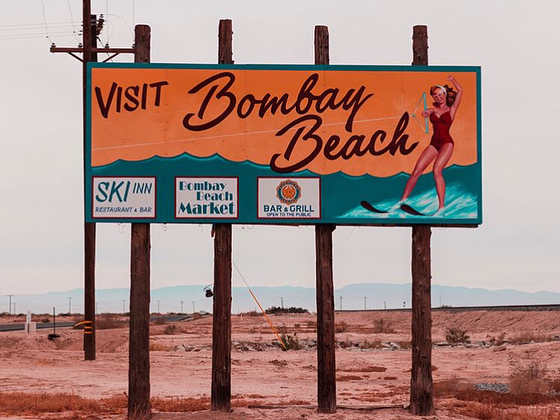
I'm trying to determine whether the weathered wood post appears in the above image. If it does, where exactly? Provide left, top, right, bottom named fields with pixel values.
left=82, top=1, right=97, bottom=362
left=314, top=25, right=337, bottom=415
left=211, top=19, right=233, bottom=412
left=409, top=25, right=435, bottom=416
left=128, top=24, right=152, bottom=420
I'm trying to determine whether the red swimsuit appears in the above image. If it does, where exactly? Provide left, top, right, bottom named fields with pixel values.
left=429, top=110, right=454, bottom=151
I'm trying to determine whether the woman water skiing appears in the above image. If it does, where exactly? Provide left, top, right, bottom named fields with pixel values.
left=399, top=75, right=463, bottom=215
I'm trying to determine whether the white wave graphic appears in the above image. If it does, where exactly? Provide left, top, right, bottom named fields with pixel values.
left=341, top=183, right=478, bottom=219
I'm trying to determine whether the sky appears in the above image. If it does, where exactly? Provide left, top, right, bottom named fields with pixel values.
left=0, top=1, right=559, bottom=313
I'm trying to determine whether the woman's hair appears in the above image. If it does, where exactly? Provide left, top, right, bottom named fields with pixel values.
left=430, top=84, right=456, bottom=107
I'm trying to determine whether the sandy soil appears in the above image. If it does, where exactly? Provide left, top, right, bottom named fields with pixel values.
left=0, top=310, right=559, bottom=419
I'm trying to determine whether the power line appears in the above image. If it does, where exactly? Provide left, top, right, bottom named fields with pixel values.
left=39, top=0, right=53, bottom=44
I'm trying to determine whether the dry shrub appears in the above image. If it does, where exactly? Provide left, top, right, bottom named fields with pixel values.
left=487, top=332, right=506, bottom=346
left=360, top=339, right=382, bottom=349
left=335, top=321, right=348, bottom=333
left=306, top=320, right=317, bottom=331
left=149, top=341, right=173, bottom=351
left=458, top=403, right=502, bottom=420
left=269, top=359, right=288, bottom=367
left=509, top=353, right=551, bottom=395
left=509, top=332, right=550, bottom=344
left=96, top=315, right=123, bottom=330
left=446, top=326, right=470, bottom=344
left=163, top=324, right=178, bottom=335
left=396, top=340, right=412, bottom=349
left=280, top=333, right=300, bottom=350
left=373, top=318, right=394, bottom=333
left=384, top=376, right=398, bottom=380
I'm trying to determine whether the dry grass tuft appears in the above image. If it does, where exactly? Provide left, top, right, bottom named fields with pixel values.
left=149, top=341, right=173, bottom=351
left=0, top=392, right=124, bottom=415
left=373, top=318, right=395, bottom=333
left=152, top=396, right=209, bottom=412
left=456, top=403, right=560, bottom=420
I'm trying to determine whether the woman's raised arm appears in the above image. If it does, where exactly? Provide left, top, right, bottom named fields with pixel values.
left=447, top=75, right=463, bottom=119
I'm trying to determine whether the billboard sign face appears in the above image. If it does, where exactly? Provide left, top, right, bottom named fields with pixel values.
left=87, top=64, right=482, bottom=225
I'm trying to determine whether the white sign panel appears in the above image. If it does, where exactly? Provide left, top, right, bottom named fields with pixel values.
left=258, top=177, right=321, bottom=219
left=176, top=177, right=238, bottom=219
left=93, top=177, right=156, bottom=218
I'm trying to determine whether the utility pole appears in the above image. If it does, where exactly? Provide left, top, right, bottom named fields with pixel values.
left=181, top=301, right=184, bottom=314
left=50, top=0, right=135, bottom=363
left=363, top=296, right=367, bottom=311
left=314, top=27, right=337, bottom=413
left=68, top=297, right=73, bottom=314
left=211, top=21, right=234, bottom=412
left=410, top=25, right=435, bottom=416
left=7, top=295, right=13, bottom=315
left=280, top=297, right=284, bottom=309
left=192, top=301, right=195, bottom=314
left=339, top=296, right=343, bottom=311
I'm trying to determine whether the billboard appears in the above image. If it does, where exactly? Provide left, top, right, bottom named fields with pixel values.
left=86, top=64, right=481, bottom=225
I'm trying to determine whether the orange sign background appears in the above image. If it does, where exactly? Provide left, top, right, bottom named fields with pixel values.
left=90, top=67, right=478, bottom=177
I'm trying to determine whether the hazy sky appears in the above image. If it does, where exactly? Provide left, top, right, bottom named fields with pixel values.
left=1, top=1, right=558, bottom=312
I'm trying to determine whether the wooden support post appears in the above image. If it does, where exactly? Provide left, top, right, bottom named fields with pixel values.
left=211, top=19, right=233, bottom=413
left=128, top=25, right=152, bottom=420
left=410, top=25, right=435, bottom=416
left=83, top=4, right=97, bottom=362
left=314, top=25, right=337, bottom=415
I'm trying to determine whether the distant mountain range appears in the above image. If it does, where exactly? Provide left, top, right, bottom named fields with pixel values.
left=5, top=283, right=560, bottom=315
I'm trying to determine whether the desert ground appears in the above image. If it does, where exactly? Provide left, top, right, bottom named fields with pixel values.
left=0, top=309, right=559, bottom=419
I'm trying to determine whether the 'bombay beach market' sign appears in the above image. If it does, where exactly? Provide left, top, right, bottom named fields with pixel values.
left=86, top=64, right=481, bottom=225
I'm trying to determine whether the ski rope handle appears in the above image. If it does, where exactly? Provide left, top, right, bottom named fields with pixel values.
left=410, top=92, right=429, bottom=134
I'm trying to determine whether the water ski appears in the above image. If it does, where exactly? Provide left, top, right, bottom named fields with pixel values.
left=400, top=203, right=425, bottom=216
left=360, top=200, right=388, bottom=214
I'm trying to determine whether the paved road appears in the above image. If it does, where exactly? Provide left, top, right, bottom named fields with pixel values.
left=0, top=322, right=75, bottom=332
left=0, top=314, right=198, bottom=332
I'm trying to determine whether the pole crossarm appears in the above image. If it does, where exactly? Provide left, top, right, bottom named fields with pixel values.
left=50, top=46, right=136, bottom=62
left=50, top=46, right=136, bottom=54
